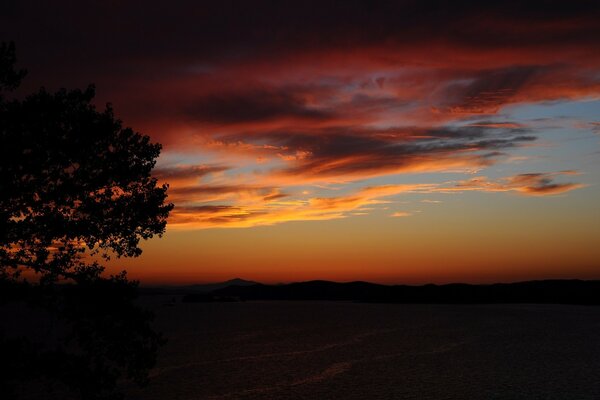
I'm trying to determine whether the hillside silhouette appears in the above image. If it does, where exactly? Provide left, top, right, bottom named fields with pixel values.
left=183, top=279, right=600, bottom=304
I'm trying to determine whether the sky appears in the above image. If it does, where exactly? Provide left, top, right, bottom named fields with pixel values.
left=2, top=1, right=600, bottom=284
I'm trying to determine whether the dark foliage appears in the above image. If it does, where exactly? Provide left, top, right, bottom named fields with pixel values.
left=0, top=42, right=173, bottom=399
left=0, top=42, right=26, bottom=94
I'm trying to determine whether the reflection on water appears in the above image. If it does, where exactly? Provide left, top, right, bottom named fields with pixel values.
left=129, top=300, right=600, bottom=400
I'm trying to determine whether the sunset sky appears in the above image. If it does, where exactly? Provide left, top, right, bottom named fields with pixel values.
left=3, top=1, right=599, bottom=284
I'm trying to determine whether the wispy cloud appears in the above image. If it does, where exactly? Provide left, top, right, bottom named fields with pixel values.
left=446, top=171, right=584, bottom=196
left=390, top=212, right=412, bottom=217
left=168, top=184, right=432, bottom=228
left=165, top=170, right=584, bottom=228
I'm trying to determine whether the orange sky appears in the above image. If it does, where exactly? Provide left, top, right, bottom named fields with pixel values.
left=112, top=188, right=600, bottom=284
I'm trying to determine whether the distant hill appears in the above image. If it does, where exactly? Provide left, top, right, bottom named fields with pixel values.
left=185, top=278, right=258, bottom=293
left=140, top=278, right=258, bottom=295
left=208, top=279, right=600, bottom=305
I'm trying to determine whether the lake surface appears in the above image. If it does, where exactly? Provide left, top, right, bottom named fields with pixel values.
left=129, top=299, right=600, bottom=399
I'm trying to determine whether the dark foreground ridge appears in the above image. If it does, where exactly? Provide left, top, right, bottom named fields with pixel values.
left=183, top=279, right=600, bottom=304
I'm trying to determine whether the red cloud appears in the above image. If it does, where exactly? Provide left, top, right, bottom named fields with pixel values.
left=4, top=2, right=595, bottom=228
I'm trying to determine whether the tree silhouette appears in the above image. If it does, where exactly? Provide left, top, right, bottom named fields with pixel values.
left=0, top=42, right=173, bottom=399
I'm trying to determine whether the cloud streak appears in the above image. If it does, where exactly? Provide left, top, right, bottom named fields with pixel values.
left=447, top=171, right=585, bottom=196
left=165, top=171, right=583, bottom=229
left=168, top=184, right=433, bottom=228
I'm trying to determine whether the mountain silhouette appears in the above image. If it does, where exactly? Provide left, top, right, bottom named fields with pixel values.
left=185, top=278, right=258, bottom=293
left=207, top=279, right=600, bottom=304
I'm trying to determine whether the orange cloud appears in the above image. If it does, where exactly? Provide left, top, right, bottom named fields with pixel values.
left=166, top=169, right=585, bottom=229
left=390, top=212, right=412, bottom=217
left=167, top=183, right=432, bottom=229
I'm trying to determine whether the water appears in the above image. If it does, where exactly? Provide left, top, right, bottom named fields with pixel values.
left=129, top=299, right=600, bottom=399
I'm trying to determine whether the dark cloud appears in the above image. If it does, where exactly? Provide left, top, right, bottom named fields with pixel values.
left=467, top=121, right=526, bottom=129
left=3, top=1, right=599, bottom=87
left=452, top=171, right=584, bottom=196
left=154, top=164, right=229, bottom=182
left=220, top=125, right=536, bottom=179
left=167, top=184, right=288, bottom=204
left=169, top=185, right=258, bottom=196
left=185, top=88, right=332, bottom=124
left=441, top=66, right=542, bottom=114
left=175, top=205, right=240, bottom=214
left=169, top=204, right=267, bottom=226
left=2, top=0, right=598, bottom=147
left=508, top=173, right=583, bottom=195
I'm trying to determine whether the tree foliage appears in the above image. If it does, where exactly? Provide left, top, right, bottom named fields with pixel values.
left=0, top=78, right=172, bottom=282
left=0, top=42, right=173, bottom=399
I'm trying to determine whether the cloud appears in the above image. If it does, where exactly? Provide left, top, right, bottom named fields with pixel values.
left=448, top=171, right=584, bottom=196
left=467, top=121, right=527, bottom=129
left=167, top=184, right=288, bottom=204
left=3, top=2, right=596, bottom=229
left=506, top=172, right=584, bottom=195
left=390, top=212, right=412, bottom=217
left=154, top=164, right=229, bottom=185
left=254, top=125, right=536, bottom=182
left=441, top=66, right=542, bottom=114
left=184, top=88, right=333, bottom=124
left=167, top=183, right=432, bottom=228
left=588, top=122, right=600, bottom=135
left=4, top=2, right=600, bottom=139
left=165, top=169, right=583, bottom=228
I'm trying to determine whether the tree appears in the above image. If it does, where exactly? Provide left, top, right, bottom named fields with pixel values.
left=0, top=42, right=173, bottom=399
